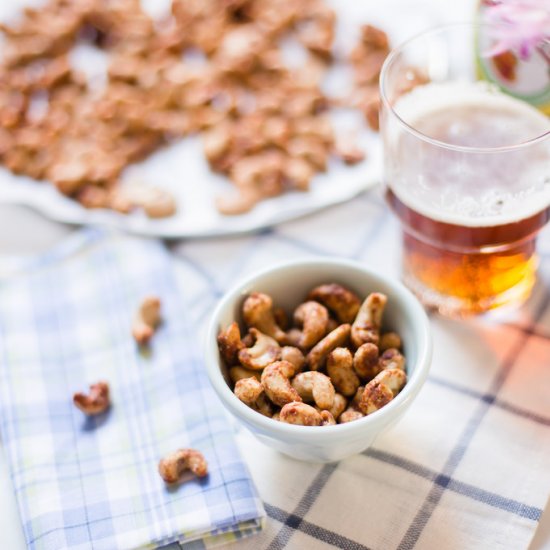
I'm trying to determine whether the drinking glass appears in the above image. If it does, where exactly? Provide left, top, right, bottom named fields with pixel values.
left=380, top=23, right=550, bottom=317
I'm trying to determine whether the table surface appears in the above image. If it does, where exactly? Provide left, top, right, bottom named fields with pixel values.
left=0, top=202, right=549, bottom=550
left=0, top=2, right=549, bottom=546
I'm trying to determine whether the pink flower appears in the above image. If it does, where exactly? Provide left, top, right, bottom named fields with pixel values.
left=483, top=0, right=550, bottom=60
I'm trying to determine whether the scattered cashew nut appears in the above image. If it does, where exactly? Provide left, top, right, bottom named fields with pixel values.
left=261, top=360, right=301, bottom=407
left=333, top=133, right=366, bottom=165
left=158, top=448, right=208, bottom=484
left=132, top=296, right=162, bottom=345
left=306, top=323, right=350, bottom=371
left=242, top=292, right=286, bottom=343
left=124, top=185, right=177, bottom=219
left=359, top=368, right=407, bottom=415
left=73, top=381, right=110, bottom=415
left=351, top=292, right=387, bottom=348
left=327, top=347, right=360, bottom=397
left=308, top=283, right=361, bottom=323
left=238, top=328, right=281, bottom=370
left=280, top=401, right=323, bottom=426
left=141, top=188, right=177, bottom=219
left=291, top=371, right=335, bottom=410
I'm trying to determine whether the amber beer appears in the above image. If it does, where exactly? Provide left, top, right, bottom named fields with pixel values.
left=384, top=81, right=550, bottom=315
left=387, top=190, right=550, bottom=314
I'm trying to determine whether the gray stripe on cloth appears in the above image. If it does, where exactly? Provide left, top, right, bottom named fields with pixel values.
left=427, top=376, right=550, bottom=427
left=365, top=449, right=542, bottom=520
left=266, top=463, right=338, bottom=550
left=396, top=291, right=550, bottom=550
left=265, top=503, right=371, bottom=550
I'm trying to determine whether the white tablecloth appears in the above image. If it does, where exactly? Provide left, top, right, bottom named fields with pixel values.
left=1, top=185, right=550, bottom=550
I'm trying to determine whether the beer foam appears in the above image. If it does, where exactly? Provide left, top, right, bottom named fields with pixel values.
left=389, top=81, right=550, bottom=227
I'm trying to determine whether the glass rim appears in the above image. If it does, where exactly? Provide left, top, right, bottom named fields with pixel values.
left=379, top=21, right=550, bottom=154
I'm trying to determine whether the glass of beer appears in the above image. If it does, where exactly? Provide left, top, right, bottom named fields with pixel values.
left=380, top=23, right=550, bottom=317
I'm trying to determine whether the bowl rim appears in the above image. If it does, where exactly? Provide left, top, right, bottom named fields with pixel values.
left=204, top=257, right=432, bottom=437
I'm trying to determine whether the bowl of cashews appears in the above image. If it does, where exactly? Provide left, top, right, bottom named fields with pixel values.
left=205, top=258, right=432, bottom=463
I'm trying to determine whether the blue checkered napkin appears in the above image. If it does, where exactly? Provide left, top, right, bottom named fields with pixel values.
left=0, top=228, right=265, bottom=550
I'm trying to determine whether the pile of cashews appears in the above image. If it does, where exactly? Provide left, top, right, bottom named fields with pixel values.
left=217, top=283, right=407, bottom=426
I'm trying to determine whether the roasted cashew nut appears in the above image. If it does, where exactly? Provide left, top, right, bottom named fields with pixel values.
left=338, top=385, right=366, bottom=423
left=333, top=133, right=366, bottom=165
left=261, top=360, right=301, bottom=407
left=234, top=377, right=264, bottom=406
left=218, top=321, right=244, bottom=365
left=316, top=392, right=347, bottom=419
left=379, top=348, right=406, bottom=371
left=291, top=371, right=335, bottom=410
left=320, top=410, right=336, bottom=426
left=123, top=185, right=177, bottom=219
left=73, top=381, right=110, bottom=415
left=229, top=365, right=261, bottom=384
left=234, top=377, right=273, bottom=417
left=216, top=188, right=260, bottom=215
left=306, top=323, right=351, bottom=371
left=359, top=368, right=407, bottom=415
left=242, top=292, right=286, bottom=343
left=326, top=347, right=360, bottom=397
left=353, top=343, right=380, bottom=381
left=281, top=346, right=305, bottom=372
left=379, top=332, right=402, bottom=352
left=132, top=296, right=161, bottom=345
left=339, top=407, right=364, bottom=423
left=280, top=401, right=323, bottom=426
left=254, top=393, right=275, bottom=417
left=351, top=385, right=365, bottom=409
left=238, top=328, right=281, bottom=370
left=286, top=301, right=329, bottom=350
left=158, top=448, right=208, bottom=484
left=141, top=188, right=177, bottom=219
left=351, top=292, right=387, bottom=348
left=308, top=283, right=361, bottom=324
left=274, top=307, right=289, bottom=330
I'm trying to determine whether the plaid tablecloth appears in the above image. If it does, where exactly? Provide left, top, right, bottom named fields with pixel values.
left=166, top=189, right=550, bottom=550
left=0, top=230, right=265, bottom=550
left=1, top=191, right=549, bottom=550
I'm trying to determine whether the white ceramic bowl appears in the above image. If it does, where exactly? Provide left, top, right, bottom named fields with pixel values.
left=205, top=258, right=432, bottom=462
